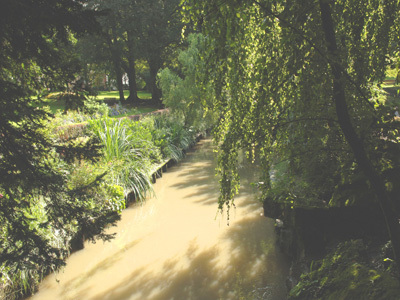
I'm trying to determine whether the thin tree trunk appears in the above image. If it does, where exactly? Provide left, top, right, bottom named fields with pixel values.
left=319, top=0, right=400, bottom=269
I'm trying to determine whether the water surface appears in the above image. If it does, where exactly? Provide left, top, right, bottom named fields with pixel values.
left=29, top=139, right=289, bottom=300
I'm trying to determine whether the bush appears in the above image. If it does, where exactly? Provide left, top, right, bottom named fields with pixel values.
left=289, top=240, right=400, bottom=300
left=83, top=97, right=109, bottom=117
left=108, top=103, right=129, bottom=116
left=151, top=114, right=196, bottom=161
left=87, top=117, right=159, bottom=200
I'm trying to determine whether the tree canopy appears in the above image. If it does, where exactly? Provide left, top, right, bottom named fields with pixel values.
left=182, top=0, right=400, bottom=265
left=82, top=0, right=184, bottom=105
left=158, top=33, right=216, bottom=129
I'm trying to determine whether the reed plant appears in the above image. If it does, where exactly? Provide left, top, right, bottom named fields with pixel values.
left=88, top=118, right=136, bottom=162
left=88, top=117, right=155, bottom=201
left=108, top=159, right=153, bottom=200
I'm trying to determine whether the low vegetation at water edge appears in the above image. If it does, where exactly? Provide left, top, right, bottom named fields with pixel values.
left=0, top=108, right=205, bottom=300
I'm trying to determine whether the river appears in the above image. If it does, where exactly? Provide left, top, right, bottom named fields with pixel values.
left=29, top=138, right=289, bottom=300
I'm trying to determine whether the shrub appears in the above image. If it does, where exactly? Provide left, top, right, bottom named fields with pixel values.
left=108, top=103, right=129, bottom=117
left=87, top=117, right=157, bottom=201
left=152, top=114, right=196, bottom=161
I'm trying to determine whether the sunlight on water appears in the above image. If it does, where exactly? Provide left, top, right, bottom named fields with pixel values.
left=29, top=139, right=289, bottom=300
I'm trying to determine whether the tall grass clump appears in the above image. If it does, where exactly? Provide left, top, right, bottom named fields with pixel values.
left=88, top=117, right=160, bottom=201
left=89, top=118, right=140, bottom=162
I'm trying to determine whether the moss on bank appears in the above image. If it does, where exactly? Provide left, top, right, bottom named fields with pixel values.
left=288, top=240, right=400, bottom=300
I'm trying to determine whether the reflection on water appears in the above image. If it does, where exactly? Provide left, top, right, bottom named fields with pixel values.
left=29, top=139, right=289, bottom=300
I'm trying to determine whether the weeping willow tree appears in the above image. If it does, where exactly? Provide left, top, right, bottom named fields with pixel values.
left=182, top=0, right=400, bottom=268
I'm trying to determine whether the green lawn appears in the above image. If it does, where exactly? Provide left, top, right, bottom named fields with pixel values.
left=35, top=90, right=156, bottom=115
left=36, top=98, right=66, bottom=113
left=92, top=90, right=152, bottom=100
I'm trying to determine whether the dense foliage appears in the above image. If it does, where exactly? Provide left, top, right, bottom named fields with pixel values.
left=0, top=1, right=198, bottom=298
left=289, top=240, right=400, bottom=299
left=181, top=0, right=400, bottom=265
left=158, top=33, right=216, bottom=129
left=0, top=1, right=119, bottom=297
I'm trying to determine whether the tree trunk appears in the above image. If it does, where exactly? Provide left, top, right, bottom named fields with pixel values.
left=113, top=58, right=125, bottom=102
left=318, top=0, right=400, bottom=269
left=126, top=30, right=139, bottom=104
left=126, top=60, right=139, bottom=104
left=106, top=30, right=125, bottom=102
left=148, top=56, right=163, bottom=108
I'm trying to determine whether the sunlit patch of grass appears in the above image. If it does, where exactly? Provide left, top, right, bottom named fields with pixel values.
left=32, top=91, right=157, bottom=117
left=92, top=90, right=152, bottom=100
left=31, top=96, right=66, bottom=114
left=137, top=91, right=152, bottom=99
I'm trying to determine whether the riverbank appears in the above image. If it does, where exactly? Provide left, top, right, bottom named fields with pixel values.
left=263, top=201, right=400, bottom=299
left=0, top=111, right=207, bottom=300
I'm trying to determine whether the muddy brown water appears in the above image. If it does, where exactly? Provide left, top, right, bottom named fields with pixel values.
left=29, top=139, right=289, bottom=300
